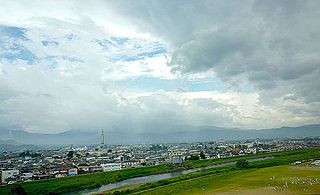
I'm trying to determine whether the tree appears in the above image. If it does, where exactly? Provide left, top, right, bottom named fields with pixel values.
left=236, top=159, right=249, bottom=169
left=19, top=151, right=40, bottom=158
left=11, top=184, right=26, bottom=195
left=200, top=151, right=206, bottom=159
left=67, top=151, right=74, bottom=159
left=188, top=155, right=200, bottom=161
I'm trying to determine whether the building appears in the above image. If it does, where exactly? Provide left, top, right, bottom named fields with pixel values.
left=99, top=129, right=106, bottom=150
left=89, top=166, right=103, bottom=172
left=20, top=172, right=33, bottom=181
left=1, top=170, right=19, bottom=184
left=121, top=160, right=139, bottom=168
left=171, top=155, right=184, bottom=164
left=292, top=161, right=302, bottom=165
left=78, top=164, right=90, bottom=172
left=53, top=171, right=67, bottom=178
left=312, top=160, right=320, bottom=166
left=101, top=163, right=122, bottom=172
left=68, top=168, right=78, bottom=176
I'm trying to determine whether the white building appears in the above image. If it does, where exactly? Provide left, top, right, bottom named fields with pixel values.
left=54, top=171, right=67, bottom=178
left=101, top=163, right=122, bottom=172
left=1, top=170, right=19, bottom=183
left=121, top=161, right=140, bottom=168
left=21, top=172, right=33, bottom=181
left=312, top=160, right=320, bottom=166
left=171, top=156, right=184, bottom=164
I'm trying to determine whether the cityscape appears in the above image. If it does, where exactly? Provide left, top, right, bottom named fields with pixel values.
left=1, top=130, right=320, bottom=185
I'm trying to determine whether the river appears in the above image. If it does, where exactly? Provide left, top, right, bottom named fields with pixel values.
left=74, top=156, right=273, bottom=194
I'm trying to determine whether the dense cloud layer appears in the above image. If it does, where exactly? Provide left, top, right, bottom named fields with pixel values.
left=106, top=0, right=320, bottom=101
left=0, top=0, right=319, bottom=134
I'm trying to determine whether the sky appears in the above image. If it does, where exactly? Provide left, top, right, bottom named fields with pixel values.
left=0, top=0, right=319, bottom=134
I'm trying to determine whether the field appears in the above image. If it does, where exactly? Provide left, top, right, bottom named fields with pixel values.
left=104, top=148, right=320, bottom=194
left=134, top=164, right=320, bottom=195
left=0, top=148, right=319, bottom=194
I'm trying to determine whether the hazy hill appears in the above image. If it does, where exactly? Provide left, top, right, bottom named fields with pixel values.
left=0, top=139, right=40, bottom=152
left=0, top=124, right=319, bottom=146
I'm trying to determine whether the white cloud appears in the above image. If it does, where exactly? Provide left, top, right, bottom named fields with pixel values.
left=0, top=0, right=319, bottom=134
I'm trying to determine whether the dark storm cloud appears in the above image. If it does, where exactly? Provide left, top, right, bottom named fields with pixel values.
left=106, top=0, right=320, bottom=102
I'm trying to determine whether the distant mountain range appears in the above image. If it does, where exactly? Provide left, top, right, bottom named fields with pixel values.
left=0, top=139, right=40, bottom=152
left=0, top=124, right=319, bottom=149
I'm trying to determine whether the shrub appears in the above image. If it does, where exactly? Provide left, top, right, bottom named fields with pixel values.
left=236, top=159, right=249, bottom=169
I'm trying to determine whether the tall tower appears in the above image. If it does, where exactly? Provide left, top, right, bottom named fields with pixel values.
left=101, top=129, right=105, bottom=146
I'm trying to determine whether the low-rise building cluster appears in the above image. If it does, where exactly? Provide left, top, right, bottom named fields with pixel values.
left=1, top=137, right=320, bottom=185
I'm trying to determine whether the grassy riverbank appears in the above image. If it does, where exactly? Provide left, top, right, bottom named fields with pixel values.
left=0, top=164, right=182, bottom=194
left=135, top=164, right=320, bottom=195
left=182, top=148, right=312, bottom=169
left=103, top=148, right=320, bottom=194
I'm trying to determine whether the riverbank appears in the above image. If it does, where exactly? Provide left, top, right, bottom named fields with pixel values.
left=134, top=164, right=320, bottom=195
left=78, top=157, right=273, bottom=194
left=0, top=164, right=183, bottom=194
left=102, top=148, right=320, bottom=194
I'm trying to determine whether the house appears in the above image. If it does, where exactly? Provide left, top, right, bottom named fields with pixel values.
left=1, top=170, right=19, bottom=184
left=78, top=164, right=90, bottom=172
left=68, top=168, right=78, bottom=176
left=20, top=172, right=33, bottom=181
left=121, top=160, right=139, bottom=168
left=101, top=163, right=122, bottom=172
left=291, top=161, right=302, bottom=165
left=33, top=174, right=51, bottom=180
left=312, top=160, right=320, bottom=166
left=89, top=166, right=102, bottom=172
left=171, top=156, right=184, bottom=164
left=54, top=171, right=67, bottom=178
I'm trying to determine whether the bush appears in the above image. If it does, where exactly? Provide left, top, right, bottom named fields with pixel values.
left=236, top=159, right=249, bottom=169
left=11, top=184, right=26, bottom=195
left=200, top=151, right=206, bottom=159
left=188, top=155, right=200, bottom=161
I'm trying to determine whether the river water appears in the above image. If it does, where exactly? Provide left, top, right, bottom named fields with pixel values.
left=75, top=156, right=273, bottom=194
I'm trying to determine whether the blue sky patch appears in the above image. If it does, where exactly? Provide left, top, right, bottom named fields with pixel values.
left=96, top=37, right=167, bottom=62
left=122, top=46, right=167, bottom=62
left=188, top=78, right=228, bottom=92
left=0, top=25, right=37, bottom=64
left=0, top=25, right=28, bottom=40
left=116, top=76, right=231, bottom=92
left=0, top=45, right=38, bottom=64
left=117, top=77, right=175, bottom=91
left=44, top=55, right=83, bottom=69
left=42, top=40, right=59, bottom=46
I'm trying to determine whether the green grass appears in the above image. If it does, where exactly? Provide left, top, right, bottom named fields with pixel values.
left=105, top=166, right=234, bottom=194
left=105, top=148, right=320, bottom=194
left=0, top=164, right=182, bottom=195
left=135, top=165, right=320, bottom=195
left=182, top=148, right=311, bottom=169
